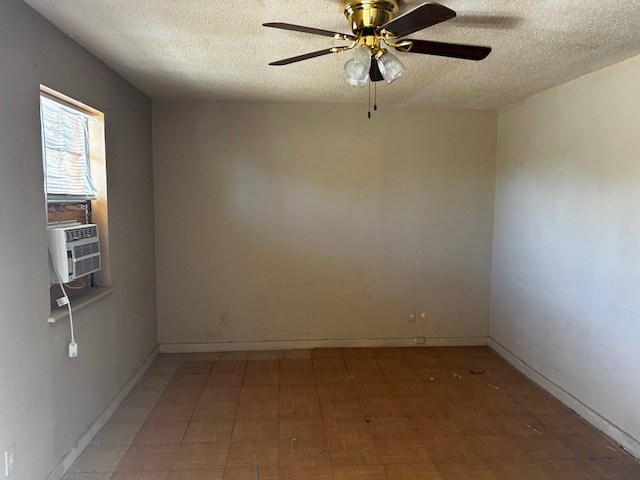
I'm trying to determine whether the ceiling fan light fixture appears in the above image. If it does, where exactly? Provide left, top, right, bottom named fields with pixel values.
left=377, top=51, right=406, bottom=84
left=265, top=2, right=493, bottom=95
left=345, top=74, right=370, bottom=87
left=344, top=46, right=372, bottom=85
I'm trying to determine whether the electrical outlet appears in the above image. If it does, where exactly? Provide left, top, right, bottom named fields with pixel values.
left=408, top=310, right=416, bottom=323
left=4, top=443, right=15, bottom=477
left=415, top=336, right=425, bottom=345
left=219, top=312, right=228, bottom=325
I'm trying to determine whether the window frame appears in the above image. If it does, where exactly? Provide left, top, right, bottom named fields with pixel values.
left=40, top=85, right=111, bottom=309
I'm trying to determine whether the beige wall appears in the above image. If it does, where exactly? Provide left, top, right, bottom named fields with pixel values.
left=153, top=101, right=498, bottom=348
left=0, top=1, right=157, bottom=479
left=492, top=54, right=640, bottom=453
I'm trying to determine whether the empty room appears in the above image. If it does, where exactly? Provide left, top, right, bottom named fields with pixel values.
left=1, top=0, right=640, bottom=479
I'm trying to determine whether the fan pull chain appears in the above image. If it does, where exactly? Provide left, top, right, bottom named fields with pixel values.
left=374, top=82, right=378, bottom=111
left=368, top=78, right=371, bottom=119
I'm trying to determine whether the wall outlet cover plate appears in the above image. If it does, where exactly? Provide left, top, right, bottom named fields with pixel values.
left=4, top=443, right=15, bottom=476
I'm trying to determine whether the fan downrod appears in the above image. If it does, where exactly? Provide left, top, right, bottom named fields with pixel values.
left=344, top=0, right=399, bottom=33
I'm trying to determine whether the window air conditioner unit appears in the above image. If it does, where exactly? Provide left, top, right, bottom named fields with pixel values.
left=47, top=223, right=101, bottom=284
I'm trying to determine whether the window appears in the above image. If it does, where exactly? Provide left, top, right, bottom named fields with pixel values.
left=40, top=86, right=110, bottom=306
left=41, top=95, right=98, bottom=200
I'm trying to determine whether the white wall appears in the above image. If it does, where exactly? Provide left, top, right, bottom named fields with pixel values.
left=491, top=55, right=640, bottom=453
left=0, top=1, right=157, bottom=479
left=153, top=101, right=498, bottom=348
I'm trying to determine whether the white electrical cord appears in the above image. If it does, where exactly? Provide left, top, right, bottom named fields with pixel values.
left=57, top=281, right=75, bottom=343
left=48, top=248, right=78, bottom=358
left=64, top=277, right=87, bottom=290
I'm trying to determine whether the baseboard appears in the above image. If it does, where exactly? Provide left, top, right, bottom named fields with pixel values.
left=159, top=336, right=489, bottom=353
left=490, top=338, right=640, bottom=460
left=46, top=345, right=159, bottom=480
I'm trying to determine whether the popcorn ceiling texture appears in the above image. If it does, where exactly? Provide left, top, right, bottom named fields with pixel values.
left=24, top=0, right=640, bottom=108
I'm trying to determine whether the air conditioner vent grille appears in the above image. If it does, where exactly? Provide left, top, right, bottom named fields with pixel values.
left=65, top=225, right=98, bottom=242
left=75, top=255, right=100, bottom=277
left=73, top=242, right=100, bottom=258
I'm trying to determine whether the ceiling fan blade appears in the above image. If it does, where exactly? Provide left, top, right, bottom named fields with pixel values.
left=263, top=22, right=355, bottom=41
left=403, top=39, right=491, bottom=60
left=378, top=2, right=456, bottom=38
left=269, top=48, right=338, bottom=66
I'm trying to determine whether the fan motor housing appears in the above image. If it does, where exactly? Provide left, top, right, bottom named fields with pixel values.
left=344, top=0, right=399, bottom=33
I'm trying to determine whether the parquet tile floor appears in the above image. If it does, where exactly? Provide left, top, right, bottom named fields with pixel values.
left=63, top=347, right=640, bottom=479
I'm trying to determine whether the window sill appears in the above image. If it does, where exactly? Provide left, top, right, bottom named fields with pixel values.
left=47, top=286, right=114, bottom=324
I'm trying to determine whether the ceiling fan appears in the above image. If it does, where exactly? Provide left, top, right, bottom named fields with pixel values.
left=264, top=1, right=492, bottom=87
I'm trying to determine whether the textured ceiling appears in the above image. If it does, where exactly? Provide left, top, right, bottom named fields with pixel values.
left=24, top=0, right=640, bottom=108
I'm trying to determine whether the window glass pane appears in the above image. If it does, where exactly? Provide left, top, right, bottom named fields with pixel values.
left=40, top=95, right=98, bottom=198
